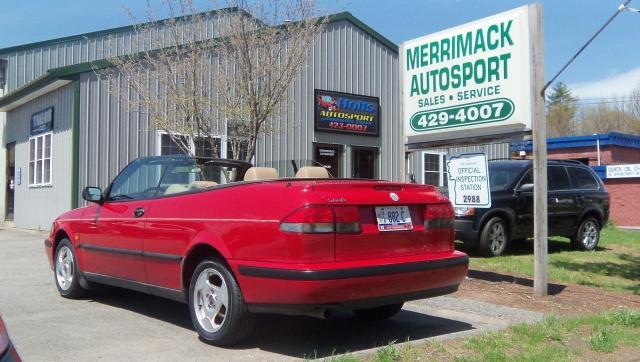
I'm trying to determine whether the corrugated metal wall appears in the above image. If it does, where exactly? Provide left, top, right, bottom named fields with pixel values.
left=77, top=19, right=402, bottom=198
left=4, top=84, right=74, bottom=229
left=408, top=143, right=511, bottom=185
left=0, top=12, right=229, bottom=93
left=254, top=20, right=402, bottom=181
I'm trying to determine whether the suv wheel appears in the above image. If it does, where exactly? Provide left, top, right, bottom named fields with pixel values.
left=571, top=217, right=600, bottom=251
left=478, top=217, right=509, bottom=257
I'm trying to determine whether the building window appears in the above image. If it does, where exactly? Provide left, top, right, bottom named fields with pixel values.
left=158, top=133, right=221, bottom=158
left=29, top=132, right=52, bottom=186
left=422, top=152, right=447, bottom=187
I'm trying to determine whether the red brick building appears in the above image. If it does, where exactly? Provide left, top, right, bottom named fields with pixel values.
left=512, top=132, right=640, bottom=228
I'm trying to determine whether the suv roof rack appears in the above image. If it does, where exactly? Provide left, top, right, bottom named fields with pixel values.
left=548, top=159, right=585, bottom=165
left=488, top=158, right=528, bottom=162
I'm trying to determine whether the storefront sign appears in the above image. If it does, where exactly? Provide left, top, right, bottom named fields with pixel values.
left=31, top=107, right=54, bottom=135
left=402, top=5, right=540, bottom=144
left=447, top=153, right=491, bottom=208
left=314, top=90, right=379, bottom=136
left=606, top=164, right=640, bottom=179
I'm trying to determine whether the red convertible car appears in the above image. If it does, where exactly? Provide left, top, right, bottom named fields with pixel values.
left=45, top=156, right=468, bottom=345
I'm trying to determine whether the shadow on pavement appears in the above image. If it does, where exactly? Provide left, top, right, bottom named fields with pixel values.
left=89, top=287, right=474, bottom=358
left=467, top=269, right=567, bottom=295
left=457, top=237, right=610, bottom=257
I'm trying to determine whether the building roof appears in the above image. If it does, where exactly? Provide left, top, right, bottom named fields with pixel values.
left=0, top=11, right=397, bottom=111
left=511, top=132, right=640, bottom=153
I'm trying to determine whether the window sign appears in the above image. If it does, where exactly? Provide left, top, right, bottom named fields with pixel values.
left=31, top=107, right=54, bottom=136
left=314, top=90, right=379, bottom=136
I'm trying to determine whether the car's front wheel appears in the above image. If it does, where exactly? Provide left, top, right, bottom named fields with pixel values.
left=571, top=217, right=601, bottom=251
left=478, top=217, right=509, bottom=257
left=54, top=239, right=86, bottom=298
left=188, top=259, right=255, bottom=346
left=354, top=303, right=404, bottom=321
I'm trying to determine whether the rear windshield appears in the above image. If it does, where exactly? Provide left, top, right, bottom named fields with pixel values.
left=488, top=162, right=529, bottom=191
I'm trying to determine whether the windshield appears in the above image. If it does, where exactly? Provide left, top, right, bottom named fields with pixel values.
left=488, top=162, right=529, bottom=191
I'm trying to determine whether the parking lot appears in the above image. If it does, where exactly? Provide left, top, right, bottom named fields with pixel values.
left=0, top=227, right=543, bottom=361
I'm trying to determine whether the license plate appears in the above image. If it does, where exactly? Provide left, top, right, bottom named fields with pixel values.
left=375, top=206, right=413, bottom=232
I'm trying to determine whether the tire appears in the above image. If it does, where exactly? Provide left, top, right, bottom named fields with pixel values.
left=570, top=217, right=601, bottom=251
left=188, top=259, right=255, bottom=346
left=478, top=217, right=509, bottom=257
left=354, top=303, right=404, bottom=321
left=54, top=239, right=86, bottom=298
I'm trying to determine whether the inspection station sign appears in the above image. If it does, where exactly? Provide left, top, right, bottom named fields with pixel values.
left=401, top=5, right=540, bottom=144
left=447, top=153, right=491, bottom=208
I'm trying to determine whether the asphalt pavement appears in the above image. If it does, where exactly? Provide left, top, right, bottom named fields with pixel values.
left=0, top=227, right=543, bottom=361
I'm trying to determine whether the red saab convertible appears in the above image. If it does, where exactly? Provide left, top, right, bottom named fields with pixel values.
left=45, top=156, right=468, bottom=345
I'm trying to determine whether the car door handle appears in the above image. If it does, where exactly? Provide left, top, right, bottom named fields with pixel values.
left=549, top=197, right=559, bottom=204
left=133, top=207, right=145, bottom=218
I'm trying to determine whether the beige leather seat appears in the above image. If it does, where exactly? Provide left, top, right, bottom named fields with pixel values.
left=164, top=184, right=190, bottom=195
left=244, top=167, right=279, bottom=181
left=295, top=166, right=329, bottom=178
left=189, top=181, right=218, bottom=190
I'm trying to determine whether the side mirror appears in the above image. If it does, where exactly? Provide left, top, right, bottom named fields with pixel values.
left=517, top=183, right=534, bottom=193
left=82, top=186, right=103, bottom=204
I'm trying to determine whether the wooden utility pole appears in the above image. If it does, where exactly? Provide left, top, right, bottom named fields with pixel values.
left=532, top=0, right=632, bottom=297
left=529, top=3, right=547, bottom=297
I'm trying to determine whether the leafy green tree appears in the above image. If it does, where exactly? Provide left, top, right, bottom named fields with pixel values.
left=546, top=82, right=578, bottom=136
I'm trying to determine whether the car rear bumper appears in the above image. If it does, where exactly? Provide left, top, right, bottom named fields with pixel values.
left=455, top=219, right=478, bottom=244
left=230, top=251, right=468, bottom=309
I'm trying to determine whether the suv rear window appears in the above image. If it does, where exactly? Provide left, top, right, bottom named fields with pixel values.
left=567, top=167, right=599, bottom=190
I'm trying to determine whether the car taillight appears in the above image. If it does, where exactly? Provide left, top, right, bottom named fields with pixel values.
left=424, top=203, right=455, bottom=229
left=0, top=317, right=9, bottom=355
left=334, top=206, right=362, bottom=233
left=280, top=205, right=361, bottom=234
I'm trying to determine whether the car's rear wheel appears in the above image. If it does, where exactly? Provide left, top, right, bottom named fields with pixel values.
left=478, top=217, right=509, bottom=257
left=571, top=217, right=601, bottom=251
left=353, top=302, right=404, bottom=321
left=188, top=259, right=255, bottom=346
left=54, top=239, right=86, bottom=298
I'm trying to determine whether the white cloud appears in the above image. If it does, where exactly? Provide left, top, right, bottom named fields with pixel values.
left=569, top=67, right=640, bottom=100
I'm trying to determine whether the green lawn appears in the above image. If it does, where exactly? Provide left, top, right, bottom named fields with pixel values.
left=459, top=226, right=640, bottom=295
left=321, top=309, right=640, bottom=362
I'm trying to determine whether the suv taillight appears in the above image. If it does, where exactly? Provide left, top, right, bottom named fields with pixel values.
left=424, top=203, right=455, bottom=229
left=280, top=205, right=361, bottom=234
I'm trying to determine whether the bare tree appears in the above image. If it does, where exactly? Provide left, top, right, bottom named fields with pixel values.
left=101, top=0, right=328, bottom=161
left=216, top=0, right=329, bottom=160
left=578, top=98, right=640, bottom=135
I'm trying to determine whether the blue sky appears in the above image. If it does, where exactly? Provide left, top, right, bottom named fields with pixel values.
left=1, top=0, right=639, bottom=99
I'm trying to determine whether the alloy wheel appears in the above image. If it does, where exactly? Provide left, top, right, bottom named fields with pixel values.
left=580, top=220, right=599, bottom=249
left=489, top=223, right=506, bottom=253
left=56, top=246, right=74, bottom=290
left=193, top=268, right=229, bottom=333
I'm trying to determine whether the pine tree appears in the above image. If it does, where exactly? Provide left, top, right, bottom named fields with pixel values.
left=546, top=82, right=578, bottom=136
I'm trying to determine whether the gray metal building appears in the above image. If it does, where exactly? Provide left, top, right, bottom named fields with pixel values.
left=0, top=10, right=403, bottom=230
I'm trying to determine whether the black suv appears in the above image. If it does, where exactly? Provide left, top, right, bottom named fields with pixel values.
left=455, top=160, right=610, bottom=256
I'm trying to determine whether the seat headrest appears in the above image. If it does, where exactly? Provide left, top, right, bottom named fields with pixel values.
left=295, top=166, right=330, bottom=178
left=244, top=167, right=279, bottom=181
left=164, top=184, right=190, bottom=195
